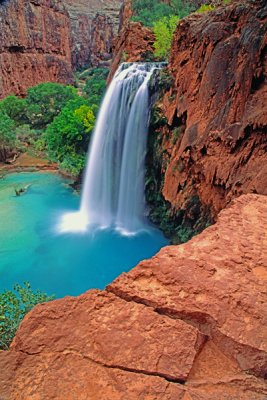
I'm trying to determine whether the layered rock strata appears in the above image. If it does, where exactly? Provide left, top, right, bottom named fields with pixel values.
left=150, top=0, right=267, bottom=237
left=0, top=194, right=266, bottom=399
left=0, top=0, right=73, bottom=98
left=64, top=0, right=123, bottom=68
left=108, top=0, right=267, bottom=242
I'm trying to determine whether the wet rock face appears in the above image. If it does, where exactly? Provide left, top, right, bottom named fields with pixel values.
left=64, top=0, right=123, bottom=68
left=158, top=0, right=267, bottom=225
left=0, top=0, right=73, bottom=98
left=0, top=194, right=266, bottom=398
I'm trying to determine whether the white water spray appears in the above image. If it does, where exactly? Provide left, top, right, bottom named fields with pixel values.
left=59, top=63, right=163, bottom=235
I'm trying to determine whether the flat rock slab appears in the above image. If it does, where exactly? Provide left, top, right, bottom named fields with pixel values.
left=11, top=291, right=205, bottom=382
left=109, top=194, right=267, bottom=378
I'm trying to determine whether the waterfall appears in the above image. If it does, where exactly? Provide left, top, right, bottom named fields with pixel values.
left=59, top=63, right=163, bottom=235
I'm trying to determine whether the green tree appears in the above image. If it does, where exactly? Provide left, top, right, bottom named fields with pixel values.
left=153, top=15, right=179, bottom=60
left=132, top=0, right=172, bottom=26
left=0, top=96, right=28, bottom=125
left=171, top=0, right=194, bottom=19
left=83, top=68, right=109, bottom=109
left=26, top=83, right=78, bottom=129
left=0, top=112, right=16, bottom=161
left=0, top=282, right=54, bottom=350
left=131, top=0, right=194, bottom=27
left=45, top=99, right=95, bottom=175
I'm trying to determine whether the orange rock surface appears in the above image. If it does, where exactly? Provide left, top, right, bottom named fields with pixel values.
left=107, top=20, right=155, bottom=83
left=0, top=0, right=73, bottom=98
left=160, top=0, right=267, bottom=223
left=0, top=194, right=266, bottom=399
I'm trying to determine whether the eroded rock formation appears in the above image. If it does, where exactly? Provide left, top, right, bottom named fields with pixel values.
left=0, top=0, right=73, bottom=98
left=107, top=21, right=155, bottom=83
left=64, top=0, right=123, bottom=68
left=0, top=194, right=266, bottom=398
left=147, top=0, right=267, bottom=240
left=107, top=0, right=155, bottom=82
left=108, top=0, right=267, bottom=242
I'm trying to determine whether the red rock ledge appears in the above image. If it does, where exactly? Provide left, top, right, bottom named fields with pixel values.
left=0, top=194, right=266, bottom=399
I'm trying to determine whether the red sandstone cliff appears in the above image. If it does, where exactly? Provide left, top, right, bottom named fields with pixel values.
left=108, top=0, right=267, bottom=242
left=0, top=0, right=73, bottom=98
left=154, top=0, right=267, bottom=232
left=107, top=21, right=155, bottom=83
left=107, top=0, right=155, bottom=82
left=0, top=194, right=266, bottom=398
left=64, top=0, right=123, bottom=68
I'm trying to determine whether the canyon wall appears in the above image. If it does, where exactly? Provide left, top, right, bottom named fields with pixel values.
left=145, top=0, right=267, bottom=242
left=64, top=0, right=123, bottom=68
left=0, top=0, right=73, bottom=99
left=108, top=0, right=267, bottom=243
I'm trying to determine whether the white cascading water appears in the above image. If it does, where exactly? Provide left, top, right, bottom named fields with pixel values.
left=59, top=63, right=163, bottom=235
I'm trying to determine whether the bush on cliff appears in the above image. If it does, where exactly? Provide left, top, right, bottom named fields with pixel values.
left=132, top=0, right=195, bottom=27
left=196, top=4, right=215, bottom=13
left=132, top=0, right=173, bottom=26
left=0, top=282, right=54, bottom=350
left=153, top=15, right=180, bottom=60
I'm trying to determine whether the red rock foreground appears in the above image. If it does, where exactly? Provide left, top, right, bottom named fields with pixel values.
left=0, top=194, right=266, bottom=399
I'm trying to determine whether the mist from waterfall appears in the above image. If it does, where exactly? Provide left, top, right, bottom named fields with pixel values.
left=59, top=63, right=163, bottom=235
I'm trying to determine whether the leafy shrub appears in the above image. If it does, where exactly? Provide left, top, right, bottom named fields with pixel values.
left=0, top=282, right=54, bottom=350
left=196, top=4, right=215, bottom=13
left=0, top=96, right=28, bottom=125
left=132, top=0, right=195, bottom=27
left=0, top=68, right=107, bottom=176
left=153, top=15, right=179, bottom=60
left=83, top=68, right=109, bottom=109
left=0, top=112, right=16, bottom=161
left=45, top=98, right=95, bottom=175
left=171, top=0, right=196, bottom=19
left=132, top=0, right=173, bottom=27
left=26, top=83, right=78, bottom=129
left=15, top=124, right=40, bottom=147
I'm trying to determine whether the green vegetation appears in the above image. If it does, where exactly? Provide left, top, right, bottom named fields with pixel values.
left=0, top=95, right=27, bottom=125
left=153, top=15, right=180, bottom=59
left=0, top=112, right=16, bottom=161
left=131, top=0, right=194, bottom=27
left=82, top=68, right=109, bottom=110
left=0, top=68, right=108, bottom=175
left=131, top=0, right=196, bottom=61
left=25, top=83, right=78, bottom=129
left=0, top=282, right=54, bottom=350
left=45, top=99, right=95, bottom=176
left=196, top=4, right=215, bottom=13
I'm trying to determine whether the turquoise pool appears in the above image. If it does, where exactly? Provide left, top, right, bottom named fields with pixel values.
left=0, top=172, right=168, bottom=298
